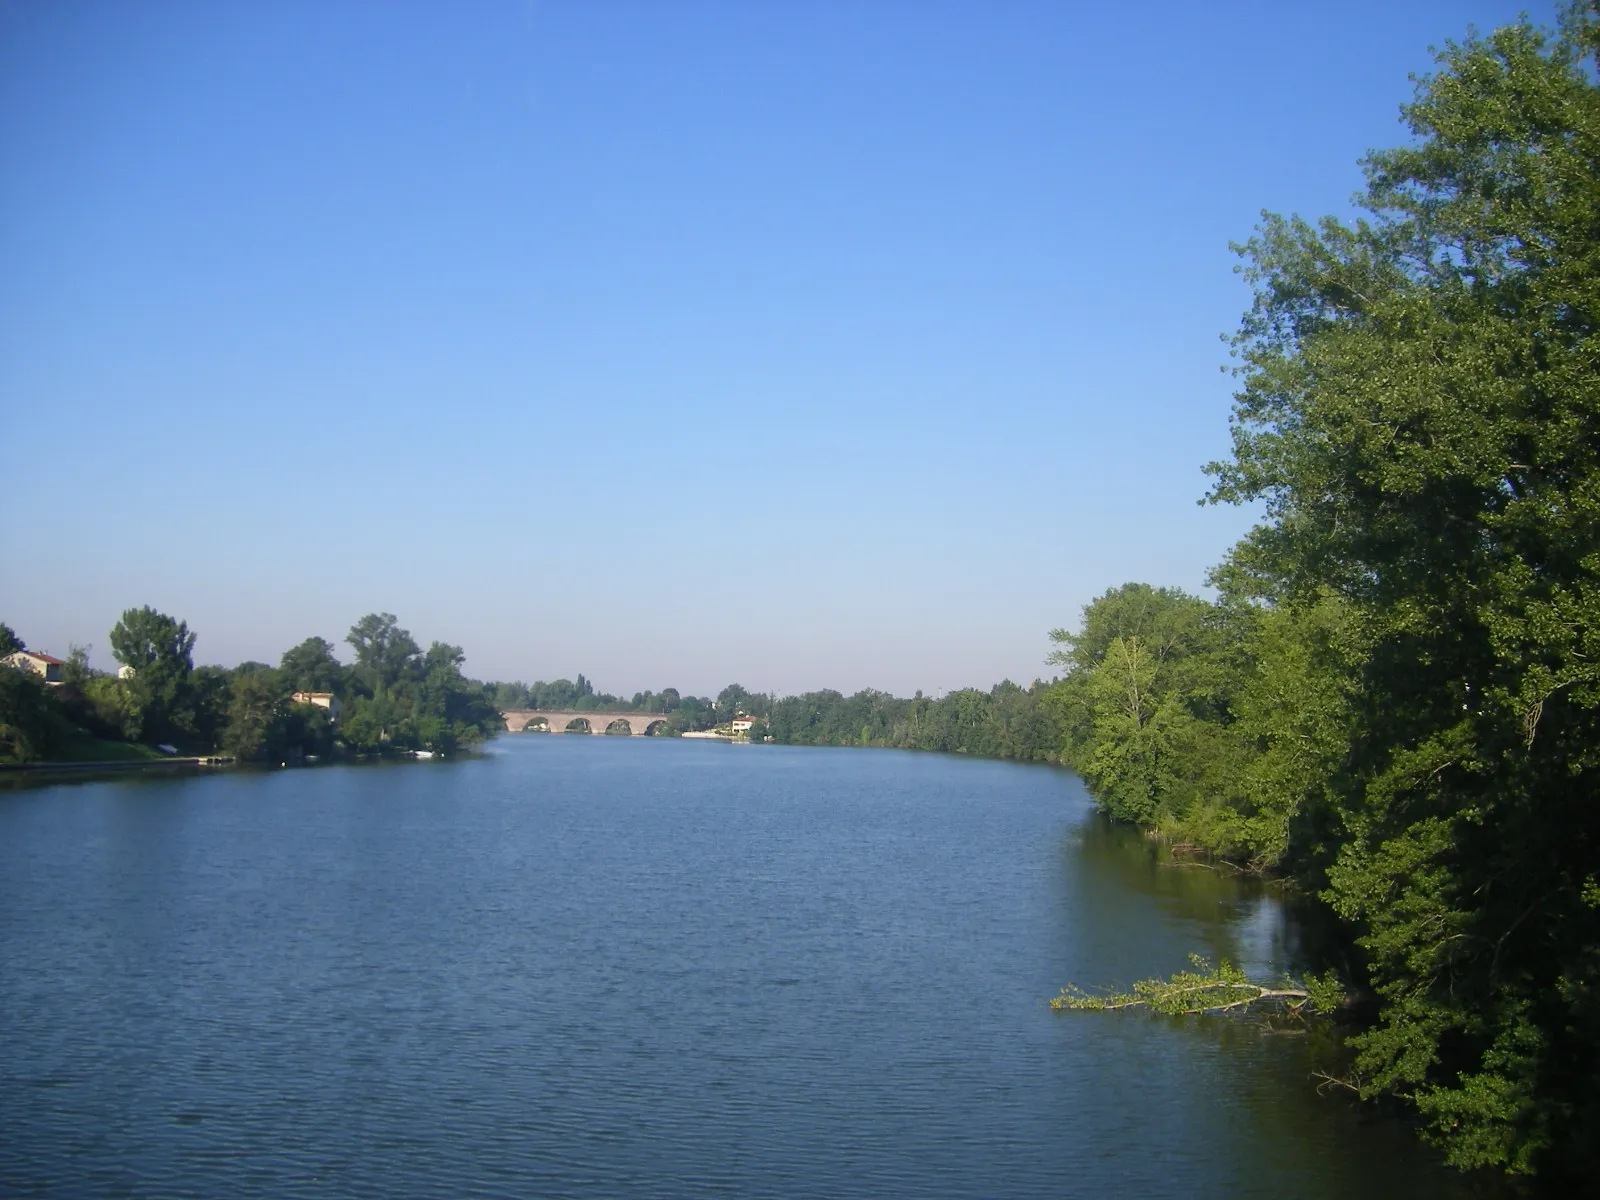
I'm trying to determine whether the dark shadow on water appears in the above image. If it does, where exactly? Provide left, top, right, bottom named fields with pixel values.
left=1061, top=810, right=1523, bottom=1200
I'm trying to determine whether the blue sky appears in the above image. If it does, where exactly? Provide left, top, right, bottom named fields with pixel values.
left=0, top=0, right=1563, bottom=697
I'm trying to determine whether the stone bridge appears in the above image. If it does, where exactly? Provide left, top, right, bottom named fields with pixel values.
left=501, top=710, right=671, bottom=736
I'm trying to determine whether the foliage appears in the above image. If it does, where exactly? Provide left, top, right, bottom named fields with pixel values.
left=108, top=606, right=198, bottom=744
left=345, top=613, right=421, bottom=695
left=338, top=619, right=502, bottom=754
left=1053, top=6, right=1600, bottom=1176
left=1047, top=585, right=1248, bottom=834
left=222, top=668, right=296, bottom=762
left=61, top=644, right=97, bottom=691
left=718, top=682, right=753, bottom=715
left=763, top=679, right=1061, bottom=759
left=279, top=637, right=346, bottom=693
left=1213, top=7, right=1600, bottom=1175
left=2, top=610, right=501, bottom=763
left=485, top=673, right=663, bottom=714
left=0, top=660, right=70, bottom=763
left=481, top=673, right=1063, bottom=758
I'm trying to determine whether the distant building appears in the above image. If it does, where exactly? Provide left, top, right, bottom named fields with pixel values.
left=290, top=691, right=342, bottom=726
left=731, top=715, right=757, bottom=735
left=117, top=664, right=136, bottom=680
left=5, top=650, right=64, bottom=684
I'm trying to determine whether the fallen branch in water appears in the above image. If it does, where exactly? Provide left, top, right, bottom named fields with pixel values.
left=1051, top=954, right=1345, bottom=1017
left=1312, top=1069, right=1362, bottom=1095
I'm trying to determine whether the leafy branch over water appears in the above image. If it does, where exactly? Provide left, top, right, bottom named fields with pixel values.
left=1052, top=955, right=1346, bottom=1018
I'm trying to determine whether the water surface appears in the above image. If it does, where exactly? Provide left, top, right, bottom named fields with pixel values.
left=1, top=738, right=1489, bottom=1197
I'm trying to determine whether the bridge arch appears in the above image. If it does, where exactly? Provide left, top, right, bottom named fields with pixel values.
left=500, top=709, right=674, bottom=736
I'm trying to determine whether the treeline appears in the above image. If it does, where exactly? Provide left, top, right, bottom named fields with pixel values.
left=484, top=679, right=748, bottom=735
left=484, top=672, right=1064, bottom=757
left=488, top=674, right=644, bottom=713
left=762, top=680, right=1060, bottom=759
left=0, top=609, right=502, bottom=764
left=1051, top=10, right=1598, bottom=1179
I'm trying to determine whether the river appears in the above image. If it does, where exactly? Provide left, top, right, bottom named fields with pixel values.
left=0, top=736, right=1493, bottom=1198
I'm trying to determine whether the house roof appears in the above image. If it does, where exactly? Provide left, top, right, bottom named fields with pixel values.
left=16, top=650, right=64, bottom=665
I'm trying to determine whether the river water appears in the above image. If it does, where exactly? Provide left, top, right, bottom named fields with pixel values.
left=0, top=737, right=1492, bottom=1198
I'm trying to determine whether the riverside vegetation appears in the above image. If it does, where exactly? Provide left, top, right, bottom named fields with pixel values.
left=0, top=611, right=505, bottom=763
left=1050, top=8, right=1600, bottom=1181
left=1, top=613, right=1060, bottom=766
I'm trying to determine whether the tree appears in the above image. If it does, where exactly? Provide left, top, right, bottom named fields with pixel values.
left=109, top=606, right=196, bottom=674
left=488, top=680, right=533, bottom=711
left=61, top=644, right=97, bottom=690
left=341, top=690, right=402, bottom=753
left=717, top=683, right=752, bottom=715
left=346, top=613, right=420, bottom=693
left=1046, top=585, right=1245, bottom=832
left=1047, top=583, right=1213, bottom=677
left=279, top=636, right=345, bottom=693
left=335, top=624, right=501, bottom=754
left=108, top=606, right=197, bottom=744
left=0, top=627, right=68, bottom=763
left=188, top=665, right=232, bottom=750
left=1204, top=5, right=1600, bottom=1175
left=81, top=675, right=140, bottom=741
left=222, top=668, right=290, bottom=761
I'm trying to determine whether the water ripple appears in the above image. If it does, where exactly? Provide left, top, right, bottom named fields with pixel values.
left=0, top=741, right=1488, bottom=1198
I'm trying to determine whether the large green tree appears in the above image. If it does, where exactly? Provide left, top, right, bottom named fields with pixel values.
left=108, top=606, right=198, bottom=744
left=337, top=617, right=503, bottom=753
left=221, top=668, right=290, bottom=761
left=1206, top=4, right=1600, bottom=1175
left=278, top=636, right=345, bottom=693
left=346, top=613, right=420, bottom=694
left=1047, top=584, right=1245, bottom=832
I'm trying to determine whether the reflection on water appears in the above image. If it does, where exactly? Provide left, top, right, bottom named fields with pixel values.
left=1066, top=814, right=1298, bottom=977
left=0, top=740, right=1502, bottom=1198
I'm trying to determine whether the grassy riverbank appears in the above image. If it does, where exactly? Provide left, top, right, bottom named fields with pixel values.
left=50, top=734, right=167, bottom=764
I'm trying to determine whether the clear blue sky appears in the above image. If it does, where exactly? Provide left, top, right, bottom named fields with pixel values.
left=0, top=0, right=1563, bottom=697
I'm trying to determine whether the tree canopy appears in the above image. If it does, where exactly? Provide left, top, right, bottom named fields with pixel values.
left=1, top=609, right=506, bottom=765
left=1052, top=6, right=1600, bottom=1176
left=107, top=606, right=197, bottom=743
left=1213, top=7, right=1600, bottom=1176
